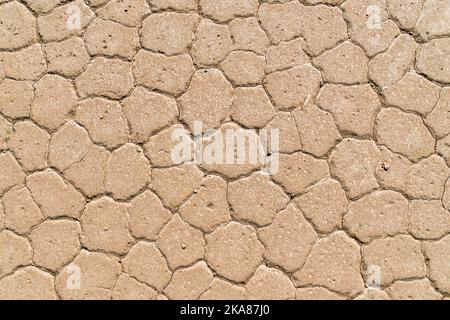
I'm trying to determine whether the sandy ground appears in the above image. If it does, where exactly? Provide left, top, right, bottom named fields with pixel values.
left=0, top=0, right=450, bottom=300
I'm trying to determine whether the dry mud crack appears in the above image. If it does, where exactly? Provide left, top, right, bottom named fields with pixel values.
left=0, top=0, right=450, bottom=300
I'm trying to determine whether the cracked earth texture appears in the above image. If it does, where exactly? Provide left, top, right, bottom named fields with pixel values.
left=0, top=0, right=450, bottom=301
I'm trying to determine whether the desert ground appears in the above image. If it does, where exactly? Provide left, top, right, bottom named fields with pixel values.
left=0, top=0, right=450, bottom=300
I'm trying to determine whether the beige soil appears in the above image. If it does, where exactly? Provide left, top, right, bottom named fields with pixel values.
left=0, top=0, right=449, bottom=300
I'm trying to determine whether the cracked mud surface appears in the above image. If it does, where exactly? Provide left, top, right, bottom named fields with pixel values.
left=0, top=0, right=450, bottom=300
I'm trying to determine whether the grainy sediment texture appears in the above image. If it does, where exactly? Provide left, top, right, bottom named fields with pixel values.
left=0, top=0, right=449, bottom=300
